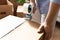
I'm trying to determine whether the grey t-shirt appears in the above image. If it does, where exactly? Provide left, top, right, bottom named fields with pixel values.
left=50, top=0, right=60, bottom=4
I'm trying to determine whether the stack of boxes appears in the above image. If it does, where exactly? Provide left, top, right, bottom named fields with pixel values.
left=0, top=0, right=7, bottom=5
left=0, top=0, right=13, bottom=19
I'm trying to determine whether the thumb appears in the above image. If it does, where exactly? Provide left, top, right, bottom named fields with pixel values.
left=38, top=25, right=44, bottom=33
left=33, top=6, right=36, bottom=14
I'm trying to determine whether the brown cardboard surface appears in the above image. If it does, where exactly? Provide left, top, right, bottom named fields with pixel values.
left=16, top=6, right=24, bottom=17
left=0, top=21, right=44, bottom=40
left=17, top=12, right=24, bottom=18
left=0, top=5, right=13, bottom=19
left=0, top=0, right=7, bottom=5
left=0, top=0, right=14, bottom=19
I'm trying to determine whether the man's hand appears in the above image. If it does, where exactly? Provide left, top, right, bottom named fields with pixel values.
left=33, top=5, right=36, bottom=13
left=30, top=0, right=36, bottom=14
left=38, top=22, right=53, bottom=40
left=30, top=2, right=36, bottom=14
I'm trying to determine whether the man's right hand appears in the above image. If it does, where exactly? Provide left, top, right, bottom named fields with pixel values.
left=33, top=5, right=36, bottom=13
left=38, top=22, right=53, bottom=40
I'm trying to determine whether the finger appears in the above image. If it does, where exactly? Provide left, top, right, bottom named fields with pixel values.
left=44, top=30, right=52, bottom=40
left=38, top=25, right=44, bottom=33
left=33, top=7, right=36, bottom=13
left=44, top=33, right=51, bottom=40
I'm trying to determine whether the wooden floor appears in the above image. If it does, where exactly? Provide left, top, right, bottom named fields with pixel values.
left=51, top=26, right=60, bottom=40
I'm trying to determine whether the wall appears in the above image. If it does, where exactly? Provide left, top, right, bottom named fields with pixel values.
left=57, top=9, right=60, bottom=22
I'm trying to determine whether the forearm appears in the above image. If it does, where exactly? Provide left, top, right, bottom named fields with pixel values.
left=45, top=2, right=60, bottom=25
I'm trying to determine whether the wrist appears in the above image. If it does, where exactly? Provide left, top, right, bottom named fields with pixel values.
left=44, top=20, right=53, bottom=26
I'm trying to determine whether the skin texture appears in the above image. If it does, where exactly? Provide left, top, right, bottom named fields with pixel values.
left=38, top=2, right=60, bottom=40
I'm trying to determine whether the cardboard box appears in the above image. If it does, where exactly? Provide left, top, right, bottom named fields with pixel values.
left=0, top=0, right=7, bottom=5
left=16, top=6, right=24, bottom=18
left=0, top=18, right=44, bottom=40
left=18, top=21, right=44, bottom=40
left=0, top=1, right=13, bottom=19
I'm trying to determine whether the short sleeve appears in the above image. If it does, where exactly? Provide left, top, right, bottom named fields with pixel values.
left=50, top=0, right=60, bottom=4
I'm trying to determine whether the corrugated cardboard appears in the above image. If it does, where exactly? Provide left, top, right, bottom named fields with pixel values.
left=0, top=0, right=7, bottom=5
left=0, top=1, right=13, bottom=19
left=0, top=20, right=44, bottom=40
left=9, top=0, right=20, bottom=16
left=17, top=6, right=24, bottom=18
left=0, top=15, right=25, bottom=39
